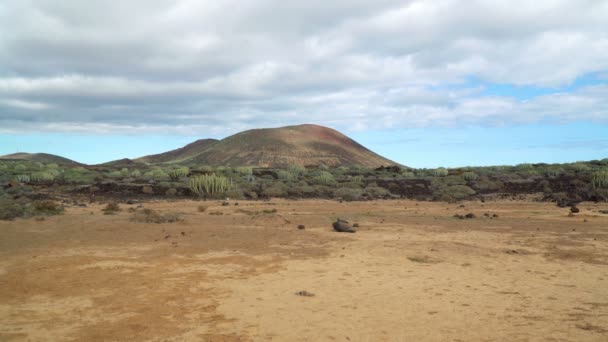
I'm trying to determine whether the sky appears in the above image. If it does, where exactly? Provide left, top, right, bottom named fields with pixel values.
left=0, top=0, right=607, bottom=167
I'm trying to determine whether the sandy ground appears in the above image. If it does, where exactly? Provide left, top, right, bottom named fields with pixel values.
left=1, top=198, right=608, bottom=341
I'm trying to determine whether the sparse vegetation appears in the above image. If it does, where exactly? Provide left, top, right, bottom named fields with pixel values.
left=0, top=157, right=607, bottom=204
left=131, top=208, right=182, bottom=223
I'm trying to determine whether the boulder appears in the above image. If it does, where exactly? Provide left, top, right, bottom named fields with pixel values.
left=332, top=218, right=356, bottom=233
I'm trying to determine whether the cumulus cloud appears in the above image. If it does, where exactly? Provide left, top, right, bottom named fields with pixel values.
left=0, top=0, right=607, bottom=136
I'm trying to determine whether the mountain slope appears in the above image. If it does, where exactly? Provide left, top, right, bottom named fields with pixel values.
left=182, top=124, right=397, bottom=167
left=135, top=139, right=219, bottom=164
left=0, top=152, right=81, bottom=165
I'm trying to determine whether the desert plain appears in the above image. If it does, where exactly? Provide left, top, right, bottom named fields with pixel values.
left=1, top=198, right=607, bottom=341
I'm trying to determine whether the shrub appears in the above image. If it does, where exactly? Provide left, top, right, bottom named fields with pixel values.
left=435, top=185, right=476, bottom=201
left=131, top=170, right=142, bottom=178
left=364, top=185, right=390, bottom=198
left=168, top=167, right=189, bottom=180
left=433, top=168, right=449, bottom=177
left=63, top=167, right=96, bottom=184
left=33, top=200, right=64, bottom=215
left=570, top=163, right=590, bottom=172
left=262, top=182, right=288, bottom=198
left=189, top=174, right=233, bottom=197
left=314, top=171, right=335, bottom=185
left=0, top=197, right=27, bottom=220
left=102, top=202, right=121, bottom=214
left=287, top=164, right=306, bottom=176
left=462, top=172, right=478, bottom=182
left=333, top=187, right=363, bottom=201
left=277, top=170, right=295, bottom=181
left=400, top=171, right=415, bottom=179
left=108, top=170, right=123, bottom=179
left=235, top=166, right=253, bottom=176
left=198, top=205, right=208, bottom=212
left=544, top=167, right=563, bottom=178
left=131, top=208, right=182, bottom=223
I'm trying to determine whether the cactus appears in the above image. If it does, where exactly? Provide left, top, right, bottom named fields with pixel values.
left=16, top=174, right=30, bottom=183
left=189, top=174, right=233, bottom=196
left=30, top=171, right=55, bottom=183
left=592, top=169, right=608, bottom=189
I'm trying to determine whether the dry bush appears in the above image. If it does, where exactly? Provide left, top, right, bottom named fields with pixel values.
left=34, top=200, right=64, bottom=215
left=102, top=202, right=120, bottom=215
left=131, top=208, right=182, bottom=223
left=197, top=205, right=208, bottom=212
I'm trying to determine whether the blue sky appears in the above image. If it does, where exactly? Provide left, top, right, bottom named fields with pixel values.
left=0, top=1, right=607, bottom=167
left=1, top=120, right=606, bottom=167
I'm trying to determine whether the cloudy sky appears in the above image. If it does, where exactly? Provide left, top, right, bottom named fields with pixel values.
left=1, top=0, right=607, bottom=166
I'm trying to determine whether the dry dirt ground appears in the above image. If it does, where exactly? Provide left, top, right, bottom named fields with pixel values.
left=1, top=199, right=608, bottom=342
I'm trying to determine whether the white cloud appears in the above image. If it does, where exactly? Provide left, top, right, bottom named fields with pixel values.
left=0, top=0, right=606, bottom=135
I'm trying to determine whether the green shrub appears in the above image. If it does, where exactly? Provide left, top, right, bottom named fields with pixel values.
left=168, top=167, right=189, bottom=180
left=108, top=170, right=123, bottom=179
left=131, top=170, right=142, bottom=178
left=474, top=180, right=504, bottom=192
left=435, top=185, right=476, bottom=201
left=314, top=171, right=335, bottom=185
left=462, top=172, right=478, bottom=182
left=544, top=168, right=563, bottom=178
left=333, top=187, right=363, bottom=201
left=0, top=196, right=26, bottom=220
left=236, top=166, right=253, bottom=176
left=63, top=167, right=96, bottom=184
left=400, top=171, right=415, bottom=179
left=364, top=185, right=390, bottom=198
left=570, top=163, right=590, bottom=172
left=262, top=182, right=288, bottom=198
left=33, top=200, right=64, bottom=215
left=189, top=174, right=233, bottom=197
left=277, top=170, right=296, bottom=181
left=433, top=168, right=449, bottom=177
left=144, top=169, right=169, bottom=181
left=287, top=164, right=306, bottom=176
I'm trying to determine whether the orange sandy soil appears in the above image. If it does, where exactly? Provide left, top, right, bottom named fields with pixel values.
left=1, top=199, right=608, bottom=341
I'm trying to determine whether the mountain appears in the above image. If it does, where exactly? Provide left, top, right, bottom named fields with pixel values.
left=0, top=152, right=81, bottom=165
left=95, top=158, right=145, bottom=168
left=144, top=124, right=397, bottom=168
left=134, top=139, right=218, bottom=164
